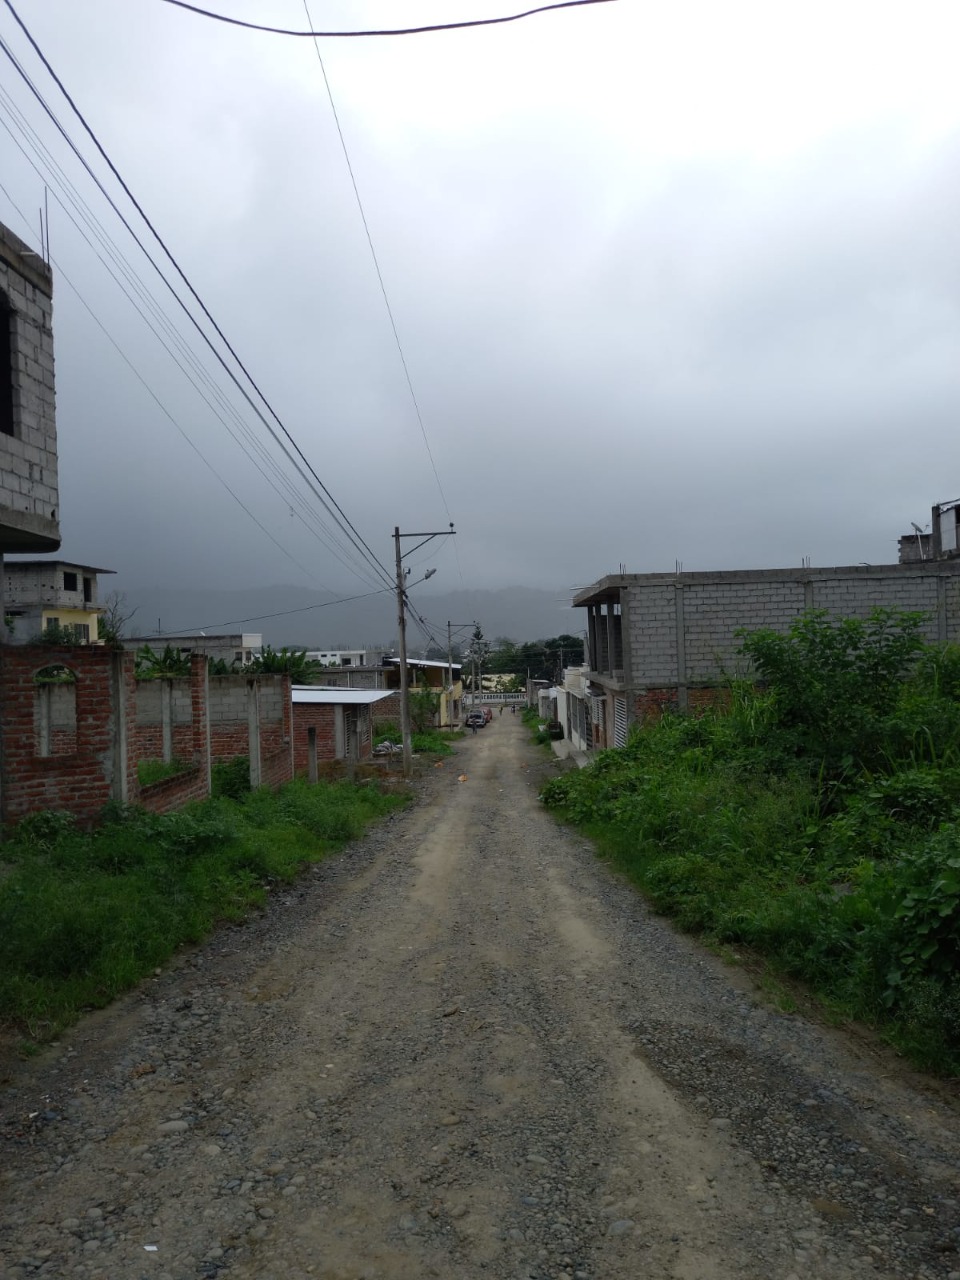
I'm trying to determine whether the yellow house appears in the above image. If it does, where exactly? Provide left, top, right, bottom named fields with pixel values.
left=3, top=559, right=114, bottom=644
left=383, top=657, right=464, bottom=728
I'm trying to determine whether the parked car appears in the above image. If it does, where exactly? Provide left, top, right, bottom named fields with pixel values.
left=465, top=711, right=485, bottom=728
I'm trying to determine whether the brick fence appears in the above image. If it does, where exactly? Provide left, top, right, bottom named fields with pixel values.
left=0, top=646, right=294, bottom=825
left=0, top=645, right=137, bottom=823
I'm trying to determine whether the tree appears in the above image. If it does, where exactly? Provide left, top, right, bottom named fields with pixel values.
left=98, top=591, right=137, bottom=648
left=465, top=625, right=490, bottom=691
left=409, top=687, right=441, bottom=732
left=135, top=644, right=191, bottom=678
left=246, top=645, right=324, bottom=684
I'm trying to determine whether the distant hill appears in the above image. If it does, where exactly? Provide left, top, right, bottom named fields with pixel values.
left=114, top=583, right=580, bottom=653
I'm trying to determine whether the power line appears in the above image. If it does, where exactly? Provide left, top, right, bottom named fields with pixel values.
left=137, top=587, right=392, bottom=639
left=1, top=0, right=397, bottom=594
left=0, top=175, right=331, bottom=587
left=159, top=0, right=616, bottom=39
left=0, top=95, right=385, bottom=588
left=0, top=99, right=385, bottom=592
left=302, top=0, right=462, bottom=583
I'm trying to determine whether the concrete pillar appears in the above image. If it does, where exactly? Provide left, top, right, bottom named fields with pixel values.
left=247, top=679, right=261, bottom=789
left=111, top=649, right=131, bottom=806
left=161, top=679, right=173, bottom=763
left=37, top=682, right=52, bottom=756
left=307, top=726, right=318, bottom=783
left=674, top=583, right=688, bottom=711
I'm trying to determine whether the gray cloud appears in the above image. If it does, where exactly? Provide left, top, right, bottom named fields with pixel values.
left=1, top=0, right=958, bottom=614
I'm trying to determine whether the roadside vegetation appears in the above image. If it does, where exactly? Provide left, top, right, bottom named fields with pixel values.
left=522, top=704, right=554, bottom=748
left=374, top=718, right=459, bottom=757
left=541, top=610, right=960, bottom=1074
left=0, top=779, right=409, bottom=1045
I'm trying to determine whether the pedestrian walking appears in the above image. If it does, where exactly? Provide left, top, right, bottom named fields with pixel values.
left=499, top=705, right=504, bottom=717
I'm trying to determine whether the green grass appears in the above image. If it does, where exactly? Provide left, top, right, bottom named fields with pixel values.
left=137, top=758, right=192, bottom=786
left=540, top=621, right=960, bottom=1075
left=521, top=704, right=552, bottom=747
left=375, top=721, right=462, bottom=757
left=0, top=779, right=409, bottom=1042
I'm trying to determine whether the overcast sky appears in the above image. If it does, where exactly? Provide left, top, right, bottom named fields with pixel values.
left=2, top=0, right=959, bottom=603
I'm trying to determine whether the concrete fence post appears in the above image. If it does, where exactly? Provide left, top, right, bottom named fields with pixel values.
left=247, top=679, right=262, bottom=790
left=111, top=649, right=131, bottom=807
left=161, top=679, right=173, bottom=763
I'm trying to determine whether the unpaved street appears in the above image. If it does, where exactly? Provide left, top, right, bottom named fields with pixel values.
left=2, top=716, right=959, bottom=1280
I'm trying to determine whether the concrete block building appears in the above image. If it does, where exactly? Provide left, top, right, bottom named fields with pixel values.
left=3, top=558, right=112, bottom=643
left=123, top=632, right=263, bottom=666
left=0, top=222, right=59, bottom=560
left=574, top=560, right=960, bottom=750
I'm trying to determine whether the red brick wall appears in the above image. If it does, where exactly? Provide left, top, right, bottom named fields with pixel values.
left=373, top=692, right=401, bottom=726
left=0, top=645, right=138, bottom=824
left=634, top=688, right=680, bottom=721
left=292, top=703, right=337, bottom=774
left=635, top=685, right=729, bottom=723
left=209, top=724, right=248, bottom=760
left=138, top=765, right=209, bottom=814
left=207, top=673, right=291, bottom=790
left=261, top=746, right=293, bottom=790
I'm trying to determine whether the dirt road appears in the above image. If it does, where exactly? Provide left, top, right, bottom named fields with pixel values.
left=2, top=716, right=959, bottom=1280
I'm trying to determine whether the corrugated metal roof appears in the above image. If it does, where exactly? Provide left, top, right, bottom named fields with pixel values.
left=382, top=657, right=462, bottom=670
left=291, top=687, right=394, bottom=705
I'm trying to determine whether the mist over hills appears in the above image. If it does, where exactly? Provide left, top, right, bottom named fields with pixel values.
left=115, top=583, right=581, bottom=653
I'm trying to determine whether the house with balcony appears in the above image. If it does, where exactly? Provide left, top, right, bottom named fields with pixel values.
left=3, top=559, right=112, bottom=643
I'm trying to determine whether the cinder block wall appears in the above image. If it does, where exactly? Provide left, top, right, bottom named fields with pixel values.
left=0, top=224, right=59, bottom=544
left=135, top=677, right=196, bottom=760
left=624, top=564, right=960, bottom=718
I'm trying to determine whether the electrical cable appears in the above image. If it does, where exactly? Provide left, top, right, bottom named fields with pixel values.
left=0, top=85, right=388, bottom=590
left=2, top=0, right=397, bottom=594
left=303, top=0, right=453, bottom=527
left=0, top=174, right=329, bottom=587
left=137, top=586, right=393, bottom=639
left=159, top=0, right=616, bottom=39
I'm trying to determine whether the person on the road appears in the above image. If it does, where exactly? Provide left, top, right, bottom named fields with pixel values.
left=499, top=705, right=504, bottom=716
left=470, top=720, right=478, bottom=734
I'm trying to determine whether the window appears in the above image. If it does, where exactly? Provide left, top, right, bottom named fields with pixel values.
left=35, top=665, right=78, bottom=756
left=235, top=651, right=243, bottom=662
left=63, top=571, right=78, bottom=592
left=0, top=295, right=14, bottom=438
left=83, top=577, right=92, bottom=603
left=74, top=624, right=90, bottom=643
left=46, top=616, right=60, bottom=630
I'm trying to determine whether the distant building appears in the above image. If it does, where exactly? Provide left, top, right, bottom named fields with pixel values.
left=124, top=632, right=263, bottom=666
left=315, top=656, right=464, bottom=727
left=305, top=647, right=384, bottom=668
left=4, top=559, right=113, bottom=643
left=0, top=222, right=60, bottom=578
left=898, top=498, right=960, bottom=564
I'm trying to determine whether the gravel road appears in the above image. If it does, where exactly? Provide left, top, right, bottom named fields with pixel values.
left=2, top=715, right=959, bottom=1280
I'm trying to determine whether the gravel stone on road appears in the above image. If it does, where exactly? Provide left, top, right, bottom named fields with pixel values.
left=1, top=715, right=959, bottom=1280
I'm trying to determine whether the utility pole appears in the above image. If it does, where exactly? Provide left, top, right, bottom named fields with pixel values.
left=394, top=527, right=413, bottom=781
left=393, top=524, right=455, bottom=779
left=447, top=620, right=474, bottom=726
